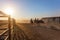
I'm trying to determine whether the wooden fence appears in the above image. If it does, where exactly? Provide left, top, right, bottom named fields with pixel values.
left=0, top=29, right=9, bottom=40
left=0, top=15, right=14, bottom=40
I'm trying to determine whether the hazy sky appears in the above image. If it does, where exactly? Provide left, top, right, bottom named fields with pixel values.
left=0, top=0, right=60, bottom=20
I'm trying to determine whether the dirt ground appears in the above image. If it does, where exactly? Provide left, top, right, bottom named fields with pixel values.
left=13, top=23, right=60, bottom=40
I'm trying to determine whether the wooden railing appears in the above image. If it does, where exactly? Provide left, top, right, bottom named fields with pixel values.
left=0, top=25, right=14, bottom=40
left=0, top=12, right=16, bottom=40
left=0, top=29, right=9, bottom=40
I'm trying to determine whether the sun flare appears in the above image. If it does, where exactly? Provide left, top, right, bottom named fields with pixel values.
left=4, top=7, right=14, bottom=15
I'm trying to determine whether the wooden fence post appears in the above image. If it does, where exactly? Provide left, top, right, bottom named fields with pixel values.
left=8, top=15, right=11, bottom=40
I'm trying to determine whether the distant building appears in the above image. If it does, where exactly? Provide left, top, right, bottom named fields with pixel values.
left=41, top=16, right=60, bottom=24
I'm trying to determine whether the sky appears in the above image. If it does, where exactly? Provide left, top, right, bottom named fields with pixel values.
left=0, top=0, right=60, bottom=20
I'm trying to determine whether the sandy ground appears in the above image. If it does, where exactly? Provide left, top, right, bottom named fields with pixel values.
left=13, top=23, right=60, bottom=40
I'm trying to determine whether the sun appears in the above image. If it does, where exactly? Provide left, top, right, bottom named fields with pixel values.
left=4, top=7, right=14, bottom=15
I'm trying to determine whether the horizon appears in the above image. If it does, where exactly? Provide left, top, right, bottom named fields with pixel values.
left=0, top=0, right=60, bottom=20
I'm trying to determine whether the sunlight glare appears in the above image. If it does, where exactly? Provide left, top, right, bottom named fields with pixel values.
left=4, top=7, right=14, bottom=15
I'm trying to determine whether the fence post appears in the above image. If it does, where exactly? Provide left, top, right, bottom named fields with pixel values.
left=8, top=15, right=11, bottom=40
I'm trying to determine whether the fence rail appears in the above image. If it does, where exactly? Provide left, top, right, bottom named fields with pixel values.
left=0, top=11, right=14, bottom=40
left=0, top=29, right=9, bottom=40
left=5, top=36, right=9, bottom=40
left=0, top=13, right=16, bottom=40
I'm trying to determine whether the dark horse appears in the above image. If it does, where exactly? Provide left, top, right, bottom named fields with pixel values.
left=37, top=20, right=44, bottom=24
